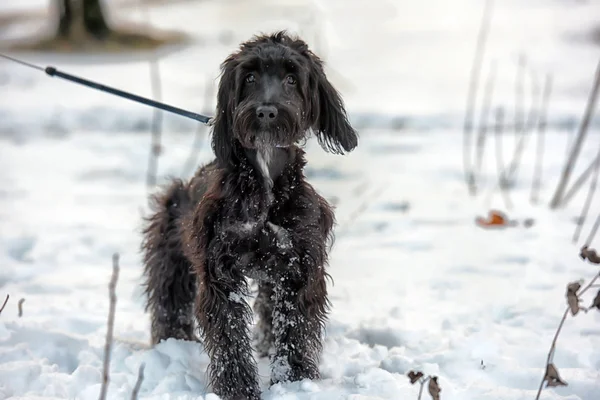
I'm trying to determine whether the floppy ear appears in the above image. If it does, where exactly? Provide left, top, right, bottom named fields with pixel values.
left=308, top=55, right=358, bottom=154
left=211, top=55, right=239, bottom=167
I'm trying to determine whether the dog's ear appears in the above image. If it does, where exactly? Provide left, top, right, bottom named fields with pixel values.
left=211, top=55, right=239, bottom=166
left=308, top=54, right=358, bottom=154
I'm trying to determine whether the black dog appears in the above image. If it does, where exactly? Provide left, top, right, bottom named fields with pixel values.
left=141, top=31, right=358, bottom=400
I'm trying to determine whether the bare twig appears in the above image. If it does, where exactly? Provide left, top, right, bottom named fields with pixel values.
left=531, top=74, right=552, bottom=204
left=535, top=272, right=600, bottom=399
left=417, top=376, right=430, bottom=400
left=181, top=75, right=215, bottom=178
left=572, top=143, right=600, bottom=244
left=99, top=253, right=120, bottom=400
left=474, top=60, right=497, bottom=181
left=585, top=213, right=600, bottom=247
left=559, top=154, right=598, bottom=207
left=17, top=298, right=25, bottom=317
left=550, top=58, right=600, bottom=208
left=493, top=107, right=513, bottom=209
left=514, top=53, right=526, bottom=144
left=506, top=56, right=539, bottom=187
left=407, top=371, right=440, bottom=400
left=0, top=294, right=8, bottom=314
left=565, top=118, right=579, bottom=160
left=463, top=0, right=494, bottom=196
left=142, top=2, right=165, bottom=191
left=131, top=362, right=145, bottom=400
left=525, top=68, right=541, bottom=133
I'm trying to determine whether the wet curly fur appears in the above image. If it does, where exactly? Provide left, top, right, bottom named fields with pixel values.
left=141, top=31, right=358, bottom=400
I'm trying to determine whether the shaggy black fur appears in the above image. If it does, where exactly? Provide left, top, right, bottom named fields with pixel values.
left=141, top=31, right=358, bottom=400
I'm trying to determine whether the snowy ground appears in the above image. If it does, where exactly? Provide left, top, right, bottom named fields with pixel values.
left=1, top=0, right=600, bottom=399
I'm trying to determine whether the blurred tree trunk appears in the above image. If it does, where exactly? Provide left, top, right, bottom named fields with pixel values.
left=56, top=0, right=111, bottom=41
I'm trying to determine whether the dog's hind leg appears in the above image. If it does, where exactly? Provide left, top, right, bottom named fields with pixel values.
left=142, top=180, right=197, bottom=345
left=253, top=281, right=274, bottom=358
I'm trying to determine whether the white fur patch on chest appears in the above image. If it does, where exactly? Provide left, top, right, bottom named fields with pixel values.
left=256, top=147, right=275, bottom=202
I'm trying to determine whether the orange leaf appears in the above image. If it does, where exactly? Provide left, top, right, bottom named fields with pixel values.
left=476, top=210, right=512, bottom=228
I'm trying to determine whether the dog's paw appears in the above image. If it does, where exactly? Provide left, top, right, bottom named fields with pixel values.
left=267, top=222, right=292, bottom=249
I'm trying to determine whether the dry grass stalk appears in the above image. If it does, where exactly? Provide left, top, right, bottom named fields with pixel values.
left=474, top=60, right=497, bottom=184
left=17, top=298, right=25, bottom=317
left=99, top=253, right=120, bottom=400
left=549, top=58, right=600, bottom=209
left=463, top=0, right=494, bottom=196
left=535, top=248, right=600, bottom=399
left=0, top=294, right=9, bottom=315
left=143, top=0, right=165, bottom=192
left=560, top=154, right=600, bottom=207
left=513, top=54, right=526, bottom=147
left=181, top=75, right=215, bottom=178
left=506, top=57, right=541, bottom=188
left=530, top=74, right=552, bottom=204
left=131, top=362, right=146, bottom=400
left=572, top=145, right=600, bottom=244
left=407, top=371, right=442, bottom=400
left=584, top=214, right=600, bottom=249
left=493, top=107, right=513, bottom=210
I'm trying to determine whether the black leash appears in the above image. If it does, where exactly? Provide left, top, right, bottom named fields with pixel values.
left=0, top=53, right=212, bottom=125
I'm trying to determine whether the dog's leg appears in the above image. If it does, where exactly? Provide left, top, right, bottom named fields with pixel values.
left=142, top=180, right=197, bottom=344
left=270, top=272, right=328, bottom=384
left=253, top=281, right=274, bottom=358
left=198, top=274, right=261, bottom=400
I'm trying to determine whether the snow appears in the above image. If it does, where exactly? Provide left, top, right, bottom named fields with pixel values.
left=1, top=0, right=600, bottom=399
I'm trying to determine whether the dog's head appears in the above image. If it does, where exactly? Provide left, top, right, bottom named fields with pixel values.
left=211, top=31, right=358, bottom=166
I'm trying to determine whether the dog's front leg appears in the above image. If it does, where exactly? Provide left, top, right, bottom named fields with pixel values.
left=270, top=270, right=327, bottom=384
left=197, top=268, right=261, bottom=400
left=266, top=231, right=329, bottom=385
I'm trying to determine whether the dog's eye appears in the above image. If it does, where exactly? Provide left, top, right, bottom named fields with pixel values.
left=245, top=74, right=256, bottom=84
left=285, top=75, right=297, bottom=85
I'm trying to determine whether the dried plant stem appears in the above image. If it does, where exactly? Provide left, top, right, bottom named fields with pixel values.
left=506, top=56, right=538, bottom=187
left=585, top=213, right=600, bottom=247
left=514, top=54, right=526, bottom=146
left=492, top=107, right=513, bottom=210
left=559, top=153, right=598, bottom=207
left=550, top=58, right=600, bottom=208
left=525, top=68, right=541, bottom=133
left=18, top=298, right=25, bottom=317
left=572, top=144, right=600, bottom=244
left=181, top=75, right=215, bottom=177
left=531, top=74, right=552, bottom=204
left=565, top=123, right=575, bottom=159
left=0, top=294, right=8, bottom=314
left=417, top=376, right=431, bottom=400
left=535, top=273, right=600, bottom=400
left=143, top=2, right=164, bottom=191
left=131, top=363, right=145, bottom=400
left=474, top=60, right=497, bottom=181
left=463, top=0, right=494, bottom=196
left=535, top=307, right=569, bottom=400
left=99, top=253, right=120, bottom=400
left=145, top=61, right=164, bottom=189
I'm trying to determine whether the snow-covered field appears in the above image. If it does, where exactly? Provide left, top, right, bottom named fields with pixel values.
left=1, top=0, right=600, bottom=399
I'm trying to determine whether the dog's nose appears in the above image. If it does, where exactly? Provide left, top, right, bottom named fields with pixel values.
left=256, top=105, right=278, bottom=122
